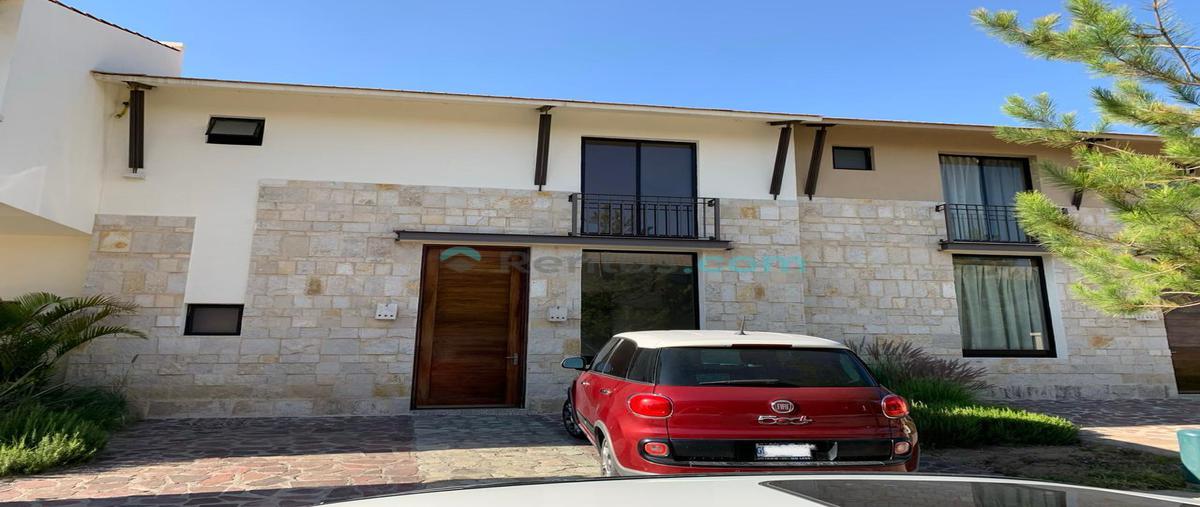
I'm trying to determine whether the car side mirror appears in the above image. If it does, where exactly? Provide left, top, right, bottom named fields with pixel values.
left=561, top=356, right=588, bottom=371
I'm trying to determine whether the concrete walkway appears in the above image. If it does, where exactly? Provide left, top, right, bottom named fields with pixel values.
left=1010, top=399, right=1200, bottom=455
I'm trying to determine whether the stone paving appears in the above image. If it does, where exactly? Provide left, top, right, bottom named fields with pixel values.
left=2, top=401, right=1198, bottom=505
left=1010, top=399, right=1200, bottom=455
left=0, top=415, right=594, bottom=506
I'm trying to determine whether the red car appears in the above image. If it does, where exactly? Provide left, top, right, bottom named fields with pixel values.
left=560, top=330, right=919, bottom=476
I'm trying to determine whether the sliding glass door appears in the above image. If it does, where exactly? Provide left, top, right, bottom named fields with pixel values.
left=939, top=155, right=1032, bottom=242
left=581, top=139, right=697, bottom=238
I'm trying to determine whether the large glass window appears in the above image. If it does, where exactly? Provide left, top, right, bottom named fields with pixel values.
left=939, top=155, right=1032, bottom=243
left=580, top=251, right=698, bottom=356
left=953, top=255, right=1055, bottom=357
left=939, top=155, right=1030, bottom=205
left=581, top=139, right=697, bottom=238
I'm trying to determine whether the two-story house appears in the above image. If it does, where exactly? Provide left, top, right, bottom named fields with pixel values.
left=1, top=0, right=1193, bottom=417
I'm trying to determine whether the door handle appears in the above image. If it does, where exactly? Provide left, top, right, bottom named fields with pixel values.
left=599, top=388, right=613, bottom=395
left=506, top=353, right=519, bottom=365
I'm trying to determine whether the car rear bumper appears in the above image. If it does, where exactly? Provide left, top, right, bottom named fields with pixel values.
left=619, top=458, right=909, bottom=475
left=620, top=437, right=914, bottom=475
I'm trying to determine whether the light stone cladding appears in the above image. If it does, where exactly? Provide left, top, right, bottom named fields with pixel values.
left=69, top=179, right=804, bottom=416
left=798, top=197, right=1178, bottom=400
left=67, top=188, right=1176, bottom=417
left=703, top=199, right=805, bottom=332
left=67, top=215, right=197, bottom=407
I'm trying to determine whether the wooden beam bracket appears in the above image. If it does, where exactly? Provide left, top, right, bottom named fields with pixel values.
left=533, top=106, right=554, bottom=190
left=802, top=124, right=832, bottom=200
left=769, top=125, right=792, bottom=199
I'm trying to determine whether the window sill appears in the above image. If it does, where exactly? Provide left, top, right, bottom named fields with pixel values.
left=962, top=350, right=1057, bottom=359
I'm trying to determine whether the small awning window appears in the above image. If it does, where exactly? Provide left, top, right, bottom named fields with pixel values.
left=206, top=117, right=265, bottom=145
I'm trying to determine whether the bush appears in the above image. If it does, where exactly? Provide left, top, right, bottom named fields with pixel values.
left=890, top=377, right=978, bottom=406
left=0, top=388, right=129, bottom=477
left=911, top=402, right=1079, bottom=448
left=846, top=339, right=1078, bottom=448
left=848, top=339, right=989, bottom=394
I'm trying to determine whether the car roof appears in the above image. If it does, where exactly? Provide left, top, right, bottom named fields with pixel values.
left=330, top=474, right=1192, bottom=506
left=612, top=330, right=848, bottom=350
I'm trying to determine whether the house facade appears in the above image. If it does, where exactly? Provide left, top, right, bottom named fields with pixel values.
left=2, top=0, right=1194, bottom=417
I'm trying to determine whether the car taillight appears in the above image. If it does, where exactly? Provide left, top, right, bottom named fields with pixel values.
left=642, top=441, right=670, bottom=457
left=881, top=394, right=909, bottom=418
left=628, top=393, right=672, bottom=418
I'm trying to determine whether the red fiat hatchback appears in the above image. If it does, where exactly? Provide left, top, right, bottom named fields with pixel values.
left=560, top=330, right=919, bottom=476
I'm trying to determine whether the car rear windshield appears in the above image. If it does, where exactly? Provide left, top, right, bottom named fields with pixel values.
left=655, top=347, right=877, bottom=388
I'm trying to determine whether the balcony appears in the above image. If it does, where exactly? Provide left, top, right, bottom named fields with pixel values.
left=935, top=203, right=1053, bottom=252
left=569, top=193, right=721, bottom=240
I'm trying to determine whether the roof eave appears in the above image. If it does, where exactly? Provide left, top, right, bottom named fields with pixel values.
left=91, top=72, right=823, bottom=122
left=823, top=117, right=1159, bottom=142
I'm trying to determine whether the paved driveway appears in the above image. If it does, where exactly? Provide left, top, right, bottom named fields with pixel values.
left=0, top=415, right=597, bottom=506
left=3, top=400, right=1198, bottom=505
left=1010, top=399, right=1200, bottom=455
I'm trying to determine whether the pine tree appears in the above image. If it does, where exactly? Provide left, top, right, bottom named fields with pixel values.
left=973, top=0, right=1200, bottom=315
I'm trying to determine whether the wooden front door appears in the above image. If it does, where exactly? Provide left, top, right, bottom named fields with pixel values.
left=1165, top=305, right=1200, bottom=394
left=414, top=245, right=528, bottom=408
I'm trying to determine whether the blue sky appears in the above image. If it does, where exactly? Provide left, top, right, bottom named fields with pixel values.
left=65, top=0, right=1200, bottom=127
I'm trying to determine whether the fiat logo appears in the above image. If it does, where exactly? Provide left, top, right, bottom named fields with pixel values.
left=770, top=400, right=795, bottom=414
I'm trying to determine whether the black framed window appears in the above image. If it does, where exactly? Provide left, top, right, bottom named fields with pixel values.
left=184, top=304, right=244, bottom=336
left=832, top=146, right=873, bottom=170
left=939, top=155, right=1031, bottom=205
left=206, top=117, right=265, bottom=146
left=953, top=255, right=1055, bottom=357
left=581, top=138, right=698, bottom=237
left=581, top=251, right=699, bottom=355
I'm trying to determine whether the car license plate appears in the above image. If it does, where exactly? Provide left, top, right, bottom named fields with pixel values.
left=756, top=443, right=814, bottom=460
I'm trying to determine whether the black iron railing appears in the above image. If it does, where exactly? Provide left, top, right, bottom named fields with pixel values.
left=569, top=193, right=720, bottom=240
left=936, top=203, right=1040, bottom=244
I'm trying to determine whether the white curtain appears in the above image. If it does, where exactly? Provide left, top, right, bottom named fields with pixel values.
left=982, top=158, right=1028, bottom=241
left=982, top=158, right=1027, bottom=205
left=940, top=155, right=984, bottom=204
left=955, top=256, right=1049, bottom=351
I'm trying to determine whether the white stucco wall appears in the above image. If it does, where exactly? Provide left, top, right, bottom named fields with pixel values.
left=0, top=0, right=181, bottom=233
left=96, top=85, right=797, bottom=304
left=0, top=233, right=90, bottom=298
left=0, top=0, right=24, bottom=112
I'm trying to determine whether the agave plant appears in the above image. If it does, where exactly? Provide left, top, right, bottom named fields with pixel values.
left=0, top=293, right=145, bottom=403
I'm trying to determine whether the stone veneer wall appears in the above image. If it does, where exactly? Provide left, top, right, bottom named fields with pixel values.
left=67, top=215, right=196, bottom=413
left=703, top=199, right=805, bottom=332
left=798, top=196, right=1177, bottom=399
left=71, top=186, right=1167, bottom=415
left=225, top=180, right=585, bottom=416
left=70, top=179, right=802, bottom=416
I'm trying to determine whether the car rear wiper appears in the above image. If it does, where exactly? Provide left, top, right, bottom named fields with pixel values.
left=697, top=379, right=800, bottom=387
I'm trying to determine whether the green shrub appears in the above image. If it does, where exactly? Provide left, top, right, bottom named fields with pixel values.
left=0, top=388, right=129, bottom=477
left=912, top=402, right=1079, bottom=448
left=891, top=377, right=978, bottom=406
left=847, top=339, right=989, bottom=393
left=37, top=387, right=132, bottom=431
